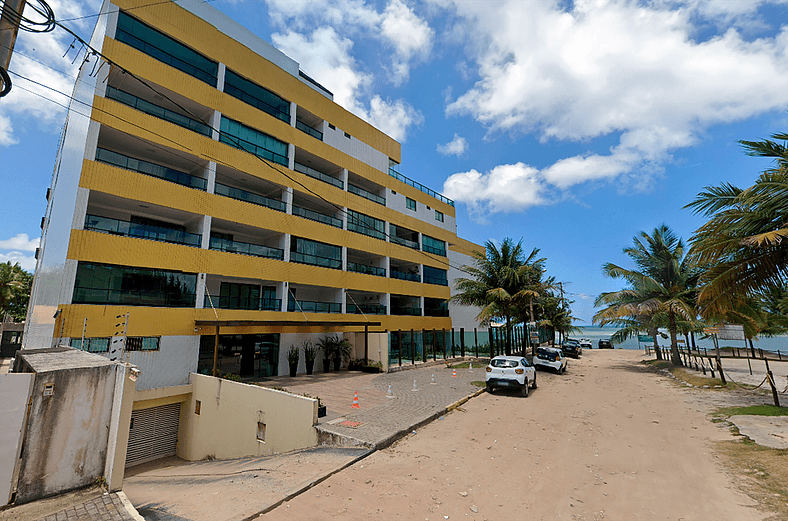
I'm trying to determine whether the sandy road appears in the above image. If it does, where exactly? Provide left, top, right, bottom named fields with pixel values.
left=263, top=350, right=764, bottom=521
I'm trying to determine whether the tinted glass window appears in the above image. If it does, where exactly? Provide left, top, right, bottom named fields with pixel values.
left=224, top=69, right=290, bottom=123
left=491, top=359, right=518, bottom=368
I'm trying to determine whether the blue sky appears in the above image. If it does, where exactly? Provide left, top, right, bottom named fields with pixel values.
left=3, top=0, right=788, bottom=323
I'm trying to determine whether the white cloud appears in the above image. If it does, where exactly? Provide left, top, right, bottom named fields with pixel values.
left=438, top=0, right=788, bottom=217
left=437, top=133, right=468, bottom=156
left=0, top=234, right=40, bottom=252
left=272, top=27, right=423, bottom=141
left=380, top=0, right=434, bottom=85
left=0, top=252, right=36, bottom=272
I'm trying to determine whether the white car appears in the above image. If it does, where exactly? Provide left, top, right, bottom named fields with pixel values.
left=534, top=346, right=568, bottom=374
left=579, top=338, right=593, bottom=351
left=485, top=355, right=537, bottom=396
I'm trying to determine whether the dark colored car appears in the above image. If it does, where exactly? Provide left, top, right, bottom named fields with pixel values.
left=561, top=339, right=582, bottom=358
left=598, top=339, right=613, bottom=349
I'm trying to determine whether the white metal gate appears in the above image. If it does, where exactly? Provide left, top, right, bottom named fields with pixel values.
left=125, top=402, right=180, bottom=468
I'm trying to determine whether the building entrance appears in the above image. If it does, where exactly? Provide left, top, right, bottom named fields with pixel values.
left=198, top=334, right=280, bottom=377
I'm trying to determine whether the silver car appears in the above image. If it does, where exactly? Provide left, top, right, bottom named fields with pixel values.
left=485, top=355, right=537, bottom=397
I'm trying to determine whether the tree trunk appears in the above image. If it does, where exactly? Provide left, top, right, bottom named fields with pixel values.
left=651, top=325, right=662, bottom=360
left=668, top=310, right=682, bottom=366
left=505, top=316, right=512, bottom=356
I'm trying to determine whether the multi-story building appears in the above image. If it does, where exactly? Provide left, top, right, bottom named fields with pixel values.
left=24, top=0, right=484, bottom=393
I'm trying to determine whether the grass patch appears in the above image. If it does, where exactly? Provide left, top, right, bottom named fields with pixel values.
left=666, top=367, right=753, bottom=391
left=715, top=439, right=788, bottom=521
left=470, top=381, right=486, bottom=388
left=644, top=360, right=673, bottom=369
left=716, top=405, right=788, bottom=418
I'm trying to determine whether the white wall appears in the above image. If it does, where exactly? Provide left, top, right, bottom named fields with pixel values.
left=123, top=336, right=198, bottom=390
left=0, top=374, right=34, bottom=505
left=448, top=249, right=485, bottom=333
left=323, top=124, right=389, bottom=172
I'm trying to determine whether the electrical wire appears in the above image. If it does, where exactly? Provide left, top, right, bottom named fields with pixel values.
left=2, top=0, right=56, bottom=32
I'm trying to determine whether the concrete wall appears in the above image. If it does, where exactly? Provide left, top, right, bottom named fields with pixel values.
left=347, top=332, right=389, bottom=371
left=178, top=373, right=317, bottom=461
left=15, top=364, right=117, bottom=503
left=125, top=336, right=198, bottom=390
left=0, top=374, right=34, bottom=505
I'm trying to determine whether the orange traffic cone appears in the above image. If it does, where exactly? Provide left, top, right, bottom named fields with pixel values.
left=452, top=368, right=457, bottom=377
left=351, top=391, right=360, bottom=408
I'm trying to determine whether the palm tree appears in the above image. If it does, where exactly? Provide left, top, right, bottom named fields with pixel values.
left=451, top=238, right=532, bottom=355
left=0, top=262, right=31, bottom=321
left=594, top=286, right=665, bottom=359
left=686, top=132, right=788, bottom=316
left=599, top=225, right=699, bottom=366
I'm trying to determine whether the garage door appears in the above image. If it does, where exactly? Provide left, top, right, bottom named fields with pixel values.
left=125, top=403, right=180, bottom=468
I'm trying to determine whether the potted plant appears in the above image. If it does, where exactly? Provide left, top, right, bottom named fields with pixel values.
left=348, top=358, right=363, bottom=371
left=333, top=336, right=352, bottom=371
left=287, top=345, right=300, bottom=377
left=362, top=360, right=383, bottom=373
left=316, top=336, right=335, bottom=372
left=316, top=396, right=326, bottom=418
left=303, top=340, right=319, bottom=375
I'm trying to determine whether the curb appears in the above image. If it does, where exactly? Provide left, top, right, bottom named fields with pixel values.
left=115, top=491, right=145, bottom=521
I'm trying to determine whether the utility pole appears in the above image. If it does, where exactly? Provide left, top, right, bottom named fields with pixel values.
left=0, top=0, right=27, bottom=96
left=558, top=281, right=564, bottom=345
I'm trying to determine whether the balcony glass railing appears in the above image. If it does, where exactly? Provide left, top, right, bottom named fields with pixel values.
left=214, top=183, right=285, bottom=212
left=95, top=148, right=207, bottom=190
left=294, top=162, right=343, bottom=189
left=106, top=86, right=212, bottom=137
left=423, top=274, right=449, bottom=286
left=391, top=269, right=420, bottom=283
left=391, top=236, right=420, bottom=250
left=348, top=183, right=385, bottom=206
left=347, top=304, right=387, bottom=315
left=84, top=214, right=201, bottom=247
left=295, top=119, right=323, bottom=140
left=203, top=294, right=281, bottom=311
left=73, top=288, right=196, bottom=307
left=347, top=262, right=386, bottom=277
left=388, top=169, right=454, bottom=207
left=209, top=237, right=284, bottom=260
left=422, top=243, right=446, bottom=256
left=292, top=205, right=342, bottom=228
left=425, top=307, right=450, bottom=317
left=289, top=251, right=342, bottom=269
left=391, top=306, right=422, bottom=316
left=287, top=300, right=342, bottom=314
left=347, top=220, right=386, bottom=240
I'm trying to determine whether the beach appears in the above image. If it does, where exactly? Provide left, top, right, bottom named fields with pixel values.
left=263, top=349, right=768, bottom=521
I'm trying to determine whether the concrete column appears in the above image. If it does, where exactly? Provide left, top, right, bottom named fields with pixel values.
left=419, top=296, right=425, bottom=316
left=417, top=231, right=423, bottom=251
left=340, top=288, right=347, bottom=314
left=199, top=215, right=212, bottom=249
left=284, top=186, right=293, bottom=215
left=210, top=110, right=222, bottom=141
left=383, top=293, right=390, bottom=315
left=340, top=168, right=348, bottom=190
left=206, top=161, right=217, bottom=193
left=84, top=120, right=101, bottom=162
left=288, top=144, right=295, bottom=170
left=419, top=263, right=424, bottom=284
left=216, top=62, right=226, bottom=91
left=278, top=281, right=287, bottom=312
left=385, top=221, right=391, bottom=242
left=195, top=273, right=207, bottom=309
left=383, top=256, right=390, bottom=276
left=342, top=207, right=348, bottom=229
left=341, top=246, right=347, bottom=271
left=282, top=234, right=291, bottom=263
left=290, top=101, right=297, bottom=127
left=107, top=363, right=136, bottom=492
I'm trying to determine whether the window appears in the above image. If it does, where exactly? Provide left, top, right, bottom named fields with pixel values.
left=127, top=337, right=160, bottom=351
left=290, top=237, right=342, bottom=269
left=219, top=117, right=289, bottom=166
left=328, top=123, right=336, bottom=130
left=219, top=282, right=261, bottom=310
left=344, top=132, right=351, bottom=139
left=347, top=210, right=385, bottom=240
left=424, top=297, right=449, bottom=317
left=115, top=12, right=218, bottom=86
left=422, top=235, right=446, bottom=256
left=73, top=262, right=197, bottom=307
left=435, top=210, right=444, bottom=222
left=69, top=337, right=110, bottom=353
left=406, top=197, right=416, bottom=211
left=224, top=69, right=290, bottom=123
left=423, top=265, right=448, bottom=286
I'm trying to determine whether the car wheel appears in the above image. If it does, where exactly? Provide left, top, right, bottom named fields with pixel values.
left=531, top=374, right=537, bottom=389
left=486, top=382, right=494, bottom=394
left=521, top=380, right=529, bottom=397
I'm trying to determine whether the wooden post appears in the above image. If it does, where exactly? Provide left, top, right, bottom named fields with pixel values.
left=474, top=327, right=478, bottom=357
left=423, top=329, right=429, bottom=362
left=212, top=325, right=220, bottom=377
left=398, top=329, right=403, bottom=366
left=765, top=358, right=781, bottom=407
left=364, top=323, right=369, bottom=364
left=460, top=327, right=465, bottom=358
left=411, top=329, right=415, bottom=365
left=747, top=352, right=752, bottom=375
left=713, top=334, right=726, bottom=385
left=451, top=328, right=456, bottom=358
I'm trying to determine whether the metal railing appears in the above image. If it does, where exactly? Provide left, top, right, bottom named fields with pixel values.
left=292, top=205, right=342, bottom=228
left=214, top=183, right=285, bottom=212
left=391, top=235, right=419, bottom=250
left=294, top=162, right=344, bottom=189
left=388, top=169, right=454, bottom=207
left=95, top=148, right=207, bottom=191
left=106, top=86, right=212, bottom=137
left=72, top=287, right=196, bottom=307
left=203, top=294, right=281, bottom=311
left=423, top=274, right=449, bottom=286
left=424, top=307, right=450, bottom=317
left=391, top=306, right=422, bottom=316
left=347, top=262, right=386, bottom=277
left=295, top=119, right=323, bottom=140
left=209, top=237, right=284, bottom=260
left=347, top=304, right=387, bottom=315
left=347, top=220, right=386, bottom=240
left=287, top=300, right=342, bottom=314
left=391, top=270, right=420, bottom=283
left=422, top=243, right=446, bottom=256
left=84, top=214, right=202, bottom=247
left=348, top=183, right=385, bottom=206
left=289, top=251, right=342, bottom=269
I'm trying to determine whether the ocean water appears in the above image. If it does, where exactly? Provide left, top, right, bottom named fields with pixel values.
left=573, top=326, right=788, bottom=354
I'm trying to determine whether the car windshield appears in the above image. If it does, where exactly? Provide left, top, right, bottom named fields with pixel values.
left=536, top=349, right=556, bottom=361
left=490, top=359, right=519, bottom=368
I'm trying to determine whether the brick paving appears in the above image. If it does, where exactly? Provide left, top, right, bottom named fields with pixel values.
left=34, top=493, right=136, bottom=521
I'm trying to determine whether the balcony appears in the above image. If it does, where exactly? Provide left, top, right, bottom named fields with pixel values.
left=391, top=236, right=419, bottom=250
left=214, top=183, right=285, bottom=212
left=348, top=183, right=385, bottom=206
left=296, top=119, right=323, bottom=140
left=391, top=306, right=422, bottom=316
left=292, top=204, right=342, bottom=228
left=294, top=161, right=343, bottom=189
left=95, top=148, right=207, bottom=190
left=347, top=304, right=387, bottom=315
left=209, top=236, right=284, bottom=260
left=347, top=210, right=385, bottom=240
left=106, top=86, right=212, bottom=137
left=423, top=274, right=449, bottom=286
left=203, top=294, right=281, bottom=311
left=84, top=214, right=201, bottom=247
left=347, top=262, right=386, bottom=277
left=289, top=251, right=342, bottom=269
left=390, top=224, right=419, bottom=250
left=288, top=300, right=342, bottom=314
left=387, top=168, right=454, bottom=207
left=391, top=269, right=420, bottom=283
left=425, top=298, right=450, bottom=317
